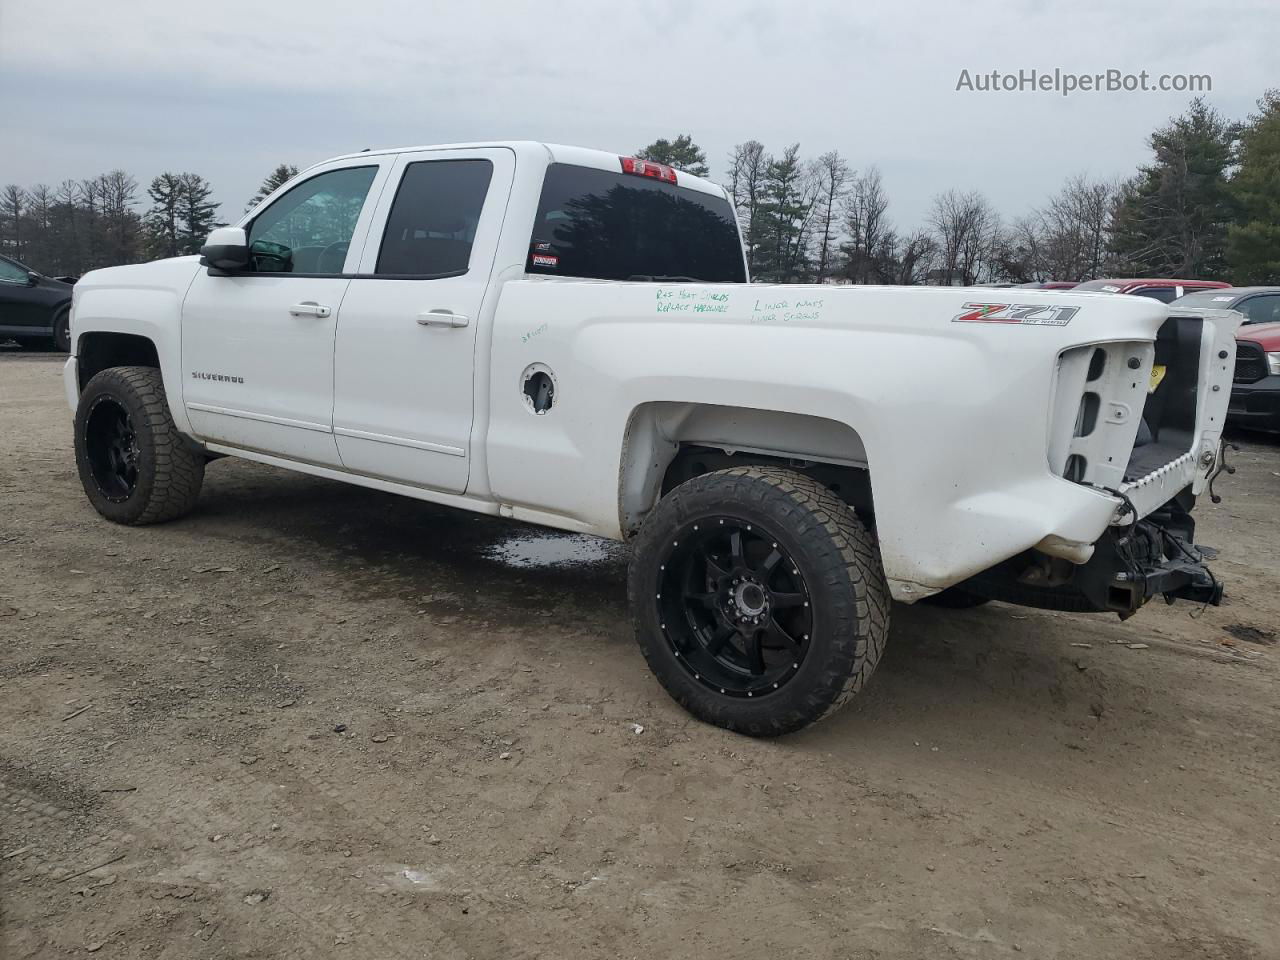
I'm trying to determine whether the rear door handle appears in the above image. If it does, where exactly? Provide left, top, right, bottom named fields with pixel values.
left=289, top=301, right=332, bottom=318
left=417, top=309, right=470, bottom=328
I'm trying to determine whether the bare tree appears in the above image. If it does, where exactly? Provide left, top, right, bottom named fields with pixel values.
left=928, top=189, right=1001, bottom=285
left=809, top=151, right=850, bottom=280
left=894, top=228, right=938, bottom=285
left=1043, top=174, right=1116, bottom=280
left=726, top=140, right=769, bottom=275
left=99, top=170, right=142, bottom=265
left=842, top=167, right=891, bottom=283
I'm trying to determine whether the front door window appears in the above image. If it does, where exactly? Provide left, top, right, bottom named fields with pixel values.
left=247, top=166, right=378, bottom=274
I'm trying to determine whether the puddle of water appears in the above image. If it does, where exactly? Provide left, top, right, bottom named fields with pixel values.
left=484, top=532, right=625, bottom=570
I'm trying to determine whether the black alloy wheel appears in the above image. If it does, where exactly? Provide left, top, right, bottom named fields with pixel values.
left=657, top=518, right=813, bottom=697
left=83, top=396, right=140, bottom=502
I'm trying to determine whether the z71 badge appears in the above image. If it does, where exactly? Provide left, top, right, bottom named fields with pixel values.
left=952, top=303, right=1079, bottom=326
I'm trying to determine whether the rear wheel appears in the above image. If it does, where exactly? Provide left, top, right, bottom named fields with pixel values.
left=629, top=466, right=890, bottom=737
left=74, top=366, right=205, bottom=525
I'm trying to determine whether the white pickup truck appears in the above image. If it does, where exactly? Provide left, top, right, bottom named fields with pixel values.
left=65, top=141, right=1240, bottom=736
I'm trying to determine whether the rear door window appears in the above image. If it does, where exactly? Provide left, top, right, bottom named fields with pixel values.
left=527, top=163, right=745, bottom=283
left=376, top=159, right=494, bottom=277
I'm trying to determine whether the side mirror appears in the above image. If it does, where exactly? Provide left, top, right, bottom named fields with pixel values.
left=200, top=226, right=250, bottom=271
left=26, top=271, right=40, bottom=286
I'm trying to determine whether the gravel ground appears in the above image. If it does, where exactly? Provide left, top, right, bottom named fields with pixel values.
left=2, top=350, right=1278, bottom=959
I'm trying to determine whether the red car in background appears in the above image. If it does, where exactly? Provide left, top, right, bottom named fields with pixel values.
left=1073, top=278, right=1231, bottom=303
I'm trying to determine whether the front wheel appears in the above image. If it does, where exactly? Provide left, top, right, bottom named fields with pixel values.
left=52, top=309, right=71, bottom=352
left=74, top=366, right=205, bottom=525
left=628, top=466, right=890, bottom=737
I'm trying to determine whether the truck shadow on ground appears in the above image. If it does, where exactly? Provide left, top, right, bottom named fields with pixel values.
left=192, top=460, right=1143, bottom=739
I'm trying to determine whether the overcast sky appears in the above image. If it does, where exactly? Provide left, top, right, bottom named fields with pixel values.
left=1, top=0, right=1275, bottom=228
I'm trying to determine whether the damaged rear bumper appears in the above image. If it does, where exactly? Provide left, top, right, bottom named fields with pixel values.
left=1076, top=520, right=1223, bottom=615
left=959, top=493, right=1223, bottom=617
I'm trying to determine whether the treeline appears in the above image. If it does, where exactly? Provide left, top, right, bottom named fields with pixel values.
left=0, top=167, right=292, bottom=278
left=3, top=91, right=1277, bottom=285
left=636, top=90, right=1279, bottom=286
left=0, top=171, right=221, bottom=277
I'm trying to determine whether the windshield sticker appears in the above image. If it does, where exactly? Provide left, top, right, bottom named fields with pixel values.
left=531, top=254, right=559, bottom=268
left=1212, top=295, right=1235, bottom=302
left=1100, top=284, right=1121, bottom=292
left=952, top=303, right=1080, bottom=327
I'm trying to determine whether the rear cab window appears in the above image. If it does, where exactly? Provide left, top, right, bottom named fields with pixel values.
left=526, top=162, right=746, bottom=283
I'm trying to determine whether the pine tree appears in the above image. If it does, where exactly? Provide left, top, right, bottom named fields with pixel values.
left=247, top=164, right=299, bottom=212
left=145, top=173, right=185, bottom=259
left=753, top=145, right=816, bottom=282
left=1227, top=90, right=1280, bottom=284
left=1109, top=98, right=1236, bottom=279
left=177, top=173, right=220, bottom=255
left=1, top=185, right=28, bottom=261
left=635, top=135, right=709, bottom=177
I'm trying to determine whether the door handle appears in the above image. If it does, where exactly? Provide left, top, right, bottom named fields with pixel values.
left=417, top=309, right=470, bottom=328
left=289, top=301, right=332, bottom=319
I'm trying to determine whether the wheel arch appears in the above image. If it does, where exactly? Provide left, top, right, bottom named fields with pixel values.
left=618, top=401, right=874, bottom=535
left=77, top=332, right=161, bottom=391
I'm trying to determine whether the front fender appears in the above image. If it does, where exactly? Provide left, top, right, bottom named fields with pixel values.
left=69, top=258, right=202, bottom=433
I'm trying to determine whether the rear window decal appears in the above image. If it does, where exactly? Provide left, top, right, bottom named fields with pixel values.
left=531, top=254, right=559, bottom=268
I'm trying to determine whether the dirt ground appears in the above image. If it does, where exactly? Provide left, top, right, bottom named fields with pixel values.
left=2, top=349, right=1278, bottom=960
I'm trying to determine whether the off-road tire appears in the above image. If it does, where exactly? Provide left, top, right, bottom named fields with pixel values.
left=74, top=366, right=205, bottom=525
left=629, top=466, right=890, bottom=737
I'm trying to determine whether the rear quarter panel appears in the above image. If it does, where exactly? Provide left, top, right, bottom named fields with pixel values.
left=485, top=281, right=1178, bottom=598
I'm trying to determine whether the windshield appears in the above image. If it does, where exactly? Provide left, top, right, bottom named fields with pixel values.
left=526, top=163, right=746, bottom=283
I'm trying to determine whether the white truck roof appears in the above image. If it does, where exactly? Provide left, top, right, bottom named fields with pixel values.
left=317, top=140, right=730, bottom=199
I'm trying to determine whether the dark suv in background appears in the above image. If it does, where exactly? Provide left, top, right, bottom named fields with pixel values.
left=0, top=254, right=74, bottom=351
